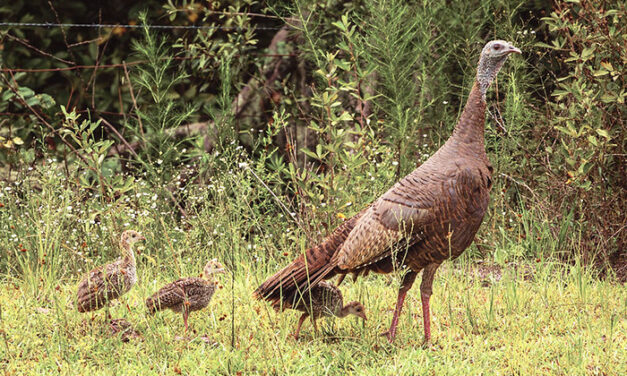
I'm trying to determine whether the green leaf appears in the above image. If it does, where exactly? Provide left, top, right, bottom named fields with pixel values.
left=555, top=125, right=577, bottom=137
left=2, top=90, right=14, bottom=101
left=25, top=96, right=40, bottom=106
left=587, top=135, right=598, bottom=146
left=337, top=112, right=353, bottom=122
left=17, top=87, right=35, bottom=98
left=580, top=46, right=595, bottom=60
left=332, top=20, right=346, bottom=32
left=301, top=148, right=319, bottom=160
left=36, top=94, right=56, bottom=109
left=595, top=129, right=610, bottom=139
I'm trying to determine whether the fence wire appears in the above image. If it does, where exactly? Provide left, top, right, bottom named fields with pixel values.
left=0, top=22, right=284, bottom=31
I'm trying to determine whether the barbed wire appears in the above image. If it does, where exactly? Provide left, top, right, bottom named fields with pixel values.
left=0, top=22, right=284, bottom=31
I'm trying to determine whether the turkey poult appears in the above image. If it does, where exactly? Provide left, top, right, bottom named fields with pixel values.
left=290, top=281, right=367, bottom=340
left=77, top=230, right=145, bottom=314
left=145, top=259, right=225, bottom=332
left=254, top=40, right=521, bottom=344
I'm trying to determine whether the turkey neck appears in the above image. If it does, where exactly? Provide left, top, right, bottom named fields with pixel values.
left=338, top=305, right=351, bottom=318
left=448, top=81, right=486, bottom=154
left=119, top=239, right=136, bottom=266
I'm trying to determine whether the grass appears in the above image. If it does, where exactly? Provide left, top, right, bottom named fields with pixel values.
left=0, top=162, right=624, bottom=375
left=0, top=258, right=624, bottom=375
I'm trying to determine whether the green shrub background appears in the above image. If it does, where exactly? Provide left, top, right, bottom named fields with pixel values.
left=0, top=0, right=624, bottom=278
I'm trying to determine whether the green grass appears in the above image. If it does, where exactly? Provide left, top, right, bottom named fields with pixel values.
left=1, top=260, right=624, bottom=375
left=0, top=163, right=624, bottom=375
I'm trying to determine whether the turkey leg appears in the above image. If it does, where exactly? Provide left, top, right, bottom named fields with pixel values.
left=381, top=270, right=417, bottom=343
left=420, top=263, right=440, bottom=345
left=183, top=309, right=189, bottom=332
left=293, top=313, right=308, bottom=340
left=336, top=274, right=346, bottom=286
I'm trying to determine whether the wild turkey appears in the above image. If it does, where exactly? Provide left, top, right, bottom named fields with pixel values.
left=77, top=230, right=145, bottom=314
left=289, top=281, right=367, bottom=340
left=145, top=259, right=225, bottom=332
left=254, top=40, right=521, bottom=344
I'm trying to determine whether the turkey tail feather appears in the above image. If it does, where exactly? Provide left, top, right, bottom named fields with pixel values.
left=253, top=210, right=364, bottom=309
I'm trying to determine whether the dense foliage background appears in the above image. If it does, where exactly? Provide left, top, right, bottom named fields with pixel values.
left=0, top=0, right=624, bottom=280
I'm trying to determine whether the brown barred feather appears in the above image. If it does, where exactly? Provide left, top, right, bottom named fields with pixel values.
left=253, top=208, right=367, bottom=310
left=76, top=230, right=142, bottom=313
left=145, top=277, right=216, bottom=314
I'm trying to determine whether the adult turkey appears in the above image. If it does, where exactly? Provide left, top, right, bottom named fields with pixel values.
left=254, top=40, right=521, bottom=344
left=77, top=230, right=145, bottom=315
left=145, top=259, right=225, bottom=332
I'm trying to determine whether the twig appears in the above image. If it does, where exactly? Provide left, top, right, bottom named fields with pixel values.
left=166, top=189, right=188, bottom=219
left=68, top=37, right=105, bottom=48
left=204, top=9, right=297, bottom=22
left=88, top=14, right=111, bottom=109
left=99, top=118, right=140, bottom=158
left=48, top=1, right=77, bottom=63
left=47, top=1, right=88, bottom=94
left=3, top=34, right=75, bottom=65
left=499, top=173, right=537, bottom=198
left=122, top=61, right=145, bottom=143
left=245, top=166, right=305, bottom=233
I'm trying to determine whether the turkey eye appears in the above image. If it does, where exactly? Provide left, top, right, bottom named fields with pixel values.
left=493, top=45, right=501, bottom=50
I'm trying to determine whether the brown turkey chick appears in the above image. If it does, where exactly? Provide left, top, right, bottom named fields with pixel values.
left=145, top=259, right=225, bottom=332
left=290, top=281, right=367, bottom=340
left=76, top=230, right=145, bottom=315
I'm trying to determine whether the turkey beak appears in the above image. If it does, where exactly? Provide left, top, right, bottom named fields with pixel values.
left=507, top=45, right=521, bottom=54
left=215, top=268, right=226, bottom=274
left=359, top=312, right=367, bottom=321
